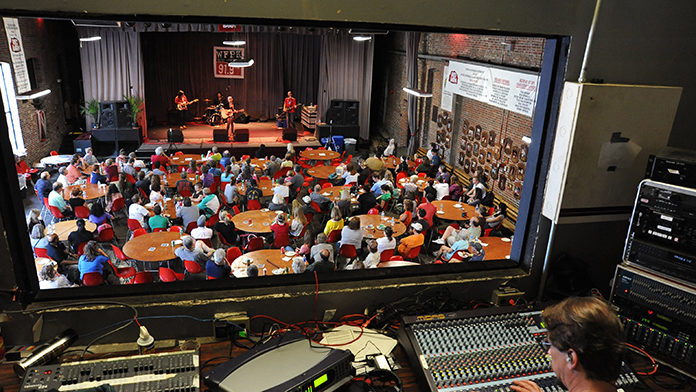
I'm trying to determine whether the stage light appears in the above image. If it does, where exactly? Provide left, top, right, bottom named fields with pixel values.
left=352, top=36, right=372, bottom=42
left=402, top=87, right=432, bottom=98
left=522, top=136, right=532, bottom=144
left=228, top=59, right=255, bottom=68
left=79, top=36, right=102, bottom=42
left=223, top=40, right=246, bottom=46
left=16, top=89, right=52, bottom=100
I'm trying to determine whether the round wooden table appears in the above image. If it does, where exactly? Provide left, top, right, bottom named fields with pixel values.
left=398, top=177, right=430, bottom=191
left=40, top=154, right=72, bottom=166
left=230, top=249, right=298, bottom=277
left=300, top=149, right=340, bottom=161
left=431, top=200, right=476, bottom=221
left=356, top=214, right=407, bottom=239
left=47, top=219, right=97, bottom=241
left=307, top=165, right=338, bottom=179
left=145, top=199, right=177, bottom=219
left=230, top=210, right=278, bottom=233
left=157, top=173, right=200, bottom=188
left=63, top=183, right=107, bottom=200
left=237, top=178, right=273, bottom=197
left=169, top=154, right=205, bottom=166
left=250, top=158, right=270, bottom=168
left=382, top=157, right=416, bottom=170
left=122, top=231, right=183, bottom=262
left=320, top=186, right=351, bottom=201
left=478, top=236, right=512, bottom=260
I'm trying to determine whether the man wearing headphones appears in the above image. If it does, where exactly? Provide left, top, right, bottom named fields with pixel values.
left=511, top=296, right=624, bottom=392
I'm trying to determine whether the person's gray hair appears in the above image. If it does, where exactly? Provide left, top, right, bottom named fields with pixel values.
left=183, top=235, right=194, bottom=249
left=316, top=233, right=327, bottom=243
left=314, top=184, right=322, bottom=192
left=292, top=258, right=306, bottom=273
left=340, top=189, right=351, bottom=201
left=59, top=167, right=66, bottom=175
left=155, top=147, right=163, bottom=155
left=213, top=249, right=226, bottom=265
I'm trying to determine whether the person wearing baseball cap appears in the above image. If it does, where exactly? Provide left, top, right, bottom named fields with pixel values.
left=397, top=222, right=425, bottom=257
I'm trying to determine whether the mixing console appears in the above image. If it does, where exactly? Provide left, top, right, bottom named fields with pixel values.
left=19, top=350, right=199, bottom=392
left=399, top=307, right=644, bottom=392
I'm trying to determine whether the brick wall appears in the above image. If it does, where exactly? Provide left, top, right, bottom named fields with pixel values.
left=376, top=32, right=545, bottom=209
left=0, top=18, right=67, bottom=166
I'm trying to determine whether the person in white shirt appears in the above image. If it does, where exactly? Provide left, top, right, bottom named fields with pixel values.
left=223, top=181, right=238, bottom=204
left=363, top=240, right=381, bottom=268
left=376, top=226, right=397, bottom=253
left=56, top=167, right=70, bottom=189
left=128, top=194, right=151, bottom=229
left=383, top=138, right=396, bottom=157
left=433, top=179, right=450, bottom=200
left=149, top=183, right=164, bottom=204
left=339, top=217, right=364, bottom=250
left=38, top=263, right=72, bottom=289
left=272, top=178, right=289, bottom=199
left=191, top=215, right=213, bottom=240
left=129, top=152, right=147, bottom=170
left=83, top=148, right=99, bottom=166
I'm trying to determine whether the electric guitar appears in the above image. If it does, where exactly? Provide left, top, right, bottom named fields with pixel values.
left=220, top=107, right=245, bottom=121
left=276, top=102, right=302, bottom=119
left=176, top=98, right=198, bottom=111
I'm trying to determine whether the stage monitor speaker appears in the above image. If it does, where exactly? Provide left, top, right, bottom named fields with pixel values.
left=325, top=107, right=345, bottom=125
left=99, top=101, right=131, bottom=129
left=233, top=128, right=249, bottom=142
left=282, top=127, right=297, bottom=141
left=213, top=128, right=228, bottom=142
left=168, top=128, right=184, bottom=143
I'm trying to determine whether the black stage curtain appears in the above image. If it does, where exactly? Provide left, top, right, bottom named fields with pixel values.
left=142, top=32, right=320, bottom=123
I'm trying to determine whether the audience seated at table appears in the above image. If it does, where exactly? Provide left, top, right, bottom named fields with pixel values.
left=48, top=183, right=74, bottom=217
left=68, top=188, right=86, bottom=209
left=68, top=219, right=95, bottom=253
left=270, top=213, right=290, bottom=248
left=269, top=193, right=288, bottom=212
left=289, top=205, right=307, bottom=238
left=66, top=155, right=86, bottom=185
left=307, top=248, right=334, bottom=273
left=221, top=164, right=234, bottom=184
left=437, top=216, right=482, bottom=245
left=82, top=147, right=99, bottom=166
left=397, top=222, right=425, bottom=256
left=115, top=148, right=128, bottom=170
left=15, top=154, right=38, bottom=183
left=340, top=217, right=364, bottom=254
left=42, top=234, right=80, bottom=284
left=176, top=197, right=199, bottom=229
left=89, top=164, right=107, bottom=185
left=357, top=184, right=377, bottom=214
left=38, top=262, right=73, bottom=289
left=150, top=147, right=170, bottom=168
left=176, top=171, right=193, bottom=197
left=79, top=240, right=119, bottom=285
left=104, top=184, right=124, bottom=214
left=400, top=199, right=414, bottom=228
left=323, top=207, right=344, bottom=236
left=417, top=193, right=437, bottom=228
left=485, top=203, right=508, bottom=229
left=466, top=175, right=487, bottom=206
left=191, top=182, right=205, bottom=203
left=433, top=231, right=469, bottom=261
left=219, top=150, right=231, bottom=169
left=103, top=158, right=119, bottom=180
left=376, top=226, right=396, bottom=254
left=310, top=233, right=334, bottom=265
left=191, top=215, right=213, bottom=241
left=35, top=171, right=52, bottom=199
left=206, top=146, right=222, bottom=163
left=122, top=158, right=137, bottom=177
left=198, top=188, right=220, bottom=218
left=128, top=194, right=151, bottom=230
left=377, top=184, right=392, bottom=210
left=151, top=161, right=166, bottom=176
left=215, top=211, right=240, bottom=246
left=148, top=205, right=169, bottom=230
left=207, top=249, right=232, bottom=279
left=89, top=203, right=112, bottom=226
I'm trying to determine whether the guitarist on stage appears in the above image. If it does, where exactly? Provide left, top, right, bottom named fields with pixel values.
left=283, top=90, right=296, bottom=130
left=222, top=96, right=244, bottom=140
left=175, top=90, right=196, bottom=128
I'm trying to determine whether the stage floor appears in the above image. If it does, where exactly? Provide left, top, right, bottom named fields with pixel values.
left=139, top=120, right=321, bottom=157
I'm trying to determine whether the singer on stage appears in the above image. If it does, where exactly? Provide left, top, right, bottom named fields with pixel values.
left=283, top=91, right=296, bottom=129
left=174, top=90, right=190, bottom=128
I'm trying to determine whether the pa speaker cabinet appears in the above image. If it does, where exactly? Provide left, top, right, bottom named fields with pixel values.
left=99, top=100, right=131, bottom=129
left=213, top=128, right=228, bottom=142
left=325, top=107, right=345, bottom=125
left=168, top=128, right=184, bottom=143
left=282, top=127, right=297, bottom=141
left=233, top=128, right=249, bottom=142
left=73, top=133, right=92, bottom=155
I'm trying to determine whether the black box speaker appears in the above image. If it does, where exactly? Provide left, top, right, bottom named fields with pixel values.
left=344, top=107, right=359, bottom=125
left=282, top=127, right=297, bottom=141
left=325, top=107, right=345, bottom=125
left=316, top=124, right=359, bottom=139
left=233, top=128, right=249, bottom=142
left=100, top=101, right=131, bottom=129
left=73, top=133, right=92, bottom=155
left=168, top=128, right=184, bottom=143
left=213, top=128, right=228, bottom=142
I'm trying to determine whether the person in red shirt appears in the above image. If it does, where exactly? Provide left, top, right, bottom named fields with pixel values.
left=270, top=213, right=291, bottom=249
left=283, top=91, right=297, bottom=130
left=15, top=154, right=38, bottom=181
left=150, top=147, right=170, bottom=169
left=417, top=193, right=437, bottom=228
left=174, top=90, right=190, bottom=127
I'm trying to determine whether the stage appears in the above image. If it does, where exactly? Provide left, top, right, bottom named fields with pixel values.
left=137, top=120, right=321, bottom=158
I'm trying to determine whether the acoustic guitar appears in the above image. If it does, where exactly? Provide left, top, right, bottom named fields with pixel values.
left=220, top=107, right=245, bottom=121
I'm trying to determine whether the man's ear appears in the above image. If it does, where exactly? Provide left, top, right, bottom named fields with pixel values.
left=566, top=349, right=579, bottom=369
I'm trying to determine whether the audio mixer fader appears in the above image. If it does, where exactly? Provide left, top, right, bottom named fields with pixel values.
left=398, top=307, right=643, bottom=392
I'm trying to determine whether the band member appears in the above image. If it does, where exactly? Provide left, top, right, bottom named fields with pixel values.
left=213, top=91, right=228, bottom=109
left=223, top=96, right=243, bottom=139
left=283, top=91, right=296, bottom=129
left=175, top=90, right=190, bottom=128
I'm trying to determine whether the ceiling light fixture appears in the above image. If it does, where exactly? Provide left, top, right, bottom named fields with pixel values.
left=223, top=40, right=246, bottom=46
left=228, top=59, right=255, bottom=68
left=522, top=136, right=532, bottom=144
left=352, top=36, right=372, bottom=42
left=402, top=87, right=432, bottom=98
left=16, top=89, right=52, bottom=100
left=79, top=36, right=102, bottom=42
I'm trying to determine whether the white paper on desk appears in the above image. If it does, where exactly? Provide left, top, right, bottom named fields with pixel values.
left=320, top=325, right=397, bottom=361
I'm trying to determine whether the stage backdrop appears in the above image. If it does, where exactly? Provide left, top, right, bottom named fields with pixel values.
left=141, top=32, right=321, bottom=123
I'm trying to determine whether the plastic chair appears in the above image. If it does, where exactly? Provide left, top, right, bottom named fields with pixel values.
left=127, top=219, right=143, bottom=232
left=186, top=221, right=197, bottom=233
left=310, top=201, right=322, bottom=213
left=405, top=245, right=422, bottom=262
left=152, top=228, right=166, bottom=232
left=74, top=206, right=90, bottom=219
left=245, top=236, right=264, bottom=252
left=327, top=229, right=342, bottom=243
left=273, top=167, right=290, bottom=180
left=48, top=205, right=66, bottom=222
left=138, top=187, right=149, bottom=201
left=218, top=234, right=233, bottom=247
left=226, top=247, right=242, bottom=264
left=111, top=244, right=130, bottom=262
left=160, top=268, right=183, bottom=282
left=107, top=259, right=135, bottom=282
left=50, top=151, right=58, bottom=156
left=367, top=208, right=379, bottom=215
left=417, top=173, right=427, bottom=178
left=206, top=214, right=219, bottom=227
left=339, top=244, right=358, bottom=263
left=380, top=249, right=395, bottom=262
left=111, top=197, right=126, bottom=214
left=97, top=226, right=115, bottom=242
left=132, top=228, right=147, bottom=238
left=247, top=199, right=261, bottom=211
left=132, top=271, right=153, bottom=284
left=125, top=173, right=137, bottom=184
left=389, top=256, right=404, bottom=261
left=82, top=272, right=104, bottom=286
left=169, top=225, right=183, bottom=233
left=232, top=205, right=241, bottom=215
left=321, top=182, right=332, bottom=189
left=174, top=151, right=183, bottom=156
left=77, top=241, right=88, bottom=255
left=34, top=247, right=49, bottom=258
left=184, top=259, right=204, bottom=274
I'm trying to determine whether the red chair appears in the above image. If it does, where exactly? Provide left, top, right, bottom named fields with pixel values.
left=82, top=272, right=104, bottom=286
left=417, top=173, right=427, bottom=178
left=77, top=241, right=88, bottom=255
left=321, top=182, right=332, bottom=189
left=226, top=247, right=242, bottom=264
left=34, top=247, right=49, bottom=258
left=345, top=154, right=352, bottom=164
left=380, top=249, right=395, bottom=262
left=127, top=219, right=143, bottom=232
left=210, top=177, right=221, bottom=193
left=206, top=214, right=219, bottom=227
left=396, top=172, right=407, bottom=189
left=111, top=244, right=130, bottom=263
left=247, top=199, right=261, bottom=211
left=107, top=259, right=136, bottom=282
left=184, top=259, right=204, bottom=274
left=339, top=244, right=358, bottom=263
left=125, top=173, right=137, bottom=184
left=74, top=206, right=90, bottom=219
left=152, top=228, right=166, bottom=232
left=240, top=155, right=250, bottom=161
left=201, top=238, right=214, bottom=248
left=138, top=187, right=149, bottom=201
left=389, top=256, right=404, bottom=261
left=169, top=226, right=183, bottom=233
left=48, top=205, right=66, bottom=221
left=367, top=208, right=379, bottom=215
left=159, top=267, right=184, bottom=282
left=50, top=150, right=58, bottom=156
left=110, top=197, right=126, bottom=214
left=174, top=151, right=183, bottom=156
left=405, top=245, right=422, bottom=262
left=259, top=175, right=270, bottom=181
left=245, top=236, right=264, bottom=252
left=186, top=221, right=197, bottom=233
left=132, top=271, right=153, bottom=284
left=97, top=226, right=115, bottom=242
left=218, top=233, right=233, bottom=247
left=232, top=205, right=241, bottom=215
left=327, top=229, right=342, bottom=243
left=311, top=201, right=322, bottom=213
left=132, top=228, right=147, bottom=238
left=179, top=188, right=192, bottom=198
